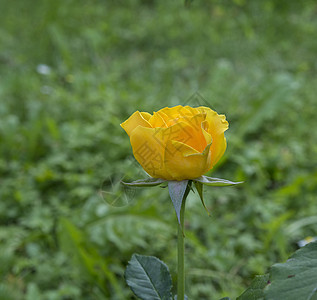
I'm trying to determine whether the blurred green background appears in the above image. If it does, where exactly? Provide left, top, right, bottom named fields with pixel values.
left=1, top=0, right=317, bottom=299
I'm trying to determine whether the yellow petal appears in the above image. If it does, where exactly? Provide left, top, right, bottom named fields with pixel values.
left=177, top=112, right=206, bottom=132
left=129, top=126, right=169, bottom=179
left=155, top=110, right=169, bottom=125
left=183, top=106, right=201, bottom=116
left=140, top=112, right=152, bottom=121
left=129, top=120, right=210, bottom=180
left=198, top=106, right=228, bottom=168
left=198, top=106, right=228, bottom=135
left=164, top=140, right=212, bottom=181
left=210, top=136, right=227, bottom=167
left=148, top=112, right=168, bottom=127
left=159, top=105, right=196, bottom=121
left=153, top=120, right=208, bottom=153
left=179, top=115, right=211, bottom=152
left=120, top=111, right=152, bottom=136
left=201, top=120, right=212, bottom=145
left=159, top=105, right=186, bottom=118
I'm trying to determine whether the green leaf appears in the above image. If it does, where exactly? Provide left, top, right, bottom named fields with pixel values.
left=168, top=180, right=189, bottom=225
left=194, top=176, right=243, bottom=187
left=125, top=254, right=173, bottom=300
left=264, top=241, right=317, bottom=300
left=237, top=274, right=269, bottom=300
left=193, top=181, right=210, bottom=216
left=121, top=177, right=166, bottom=187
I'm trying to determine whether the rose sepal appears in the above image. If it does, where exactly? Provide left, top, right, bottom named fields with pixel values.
left=193, top=180, right=210, bottom=216
left=193, top=175, right=243, bottom=187
left=192, top=176, right=243, bottom=217
left=121, top=177, right=166, bottom=187
left=121, top=175, right=242, bottom=221
left=168, top=180, right=190, bottom=225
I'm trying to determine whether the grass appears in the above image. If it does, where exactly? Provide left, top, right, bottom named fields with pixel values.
left=0, top=0, right=317, bottom=299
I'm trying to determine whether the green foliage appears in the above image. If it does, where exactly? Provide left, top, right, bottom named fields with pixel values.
left=265, top=241, right=317, bottom=300
left=125, top=254, right=173, bottom=300
left=237, top=275, right=269, bottom=300
left=238, top=241, right=317, bottom=300
left=0, top=0, right=317, bottom=299
left=58, top=217, right=118, bottom=296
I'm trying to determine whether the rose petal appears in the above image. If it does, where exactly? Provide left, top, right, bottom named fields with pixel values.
left=178, top=115, right=211, bottom=152
left=198, top=106, right=228, bottom=135
left=184, top=106, right=201, bottom=116
left=149, top=112, right=168, bottom=127
left=129, top=126, right=168, bottom=179
left=198, top=106, right=228, bottom=167
left=160, top=105, right=198, bottom=121
left=164, top=140, right=212, bottom=181
left=177, top=112, right=206, bottom=128
left=153, top=120, right=208, bottom=153
left=140, top=112, right=152, bottom=121
left=155, top=110, right=169, bottom=124
left=129, top=120, right=210, bottom=180
left=120, top=111, right=152, bottom=136
left=201, top=120, right=211, bottom=142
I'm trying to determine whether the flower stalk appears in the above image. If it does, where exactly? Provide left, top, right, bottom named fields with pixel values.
left=177, top=194, right=186, bottom=300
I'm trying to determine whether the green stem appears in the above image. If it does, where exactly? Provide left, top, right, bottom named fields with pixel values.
left=177, top=194, right=186, bottom=300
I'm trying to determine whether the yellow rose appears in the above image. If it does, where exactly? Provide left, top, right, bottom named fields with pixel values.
left=120, top=105, right=228, bottom=181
